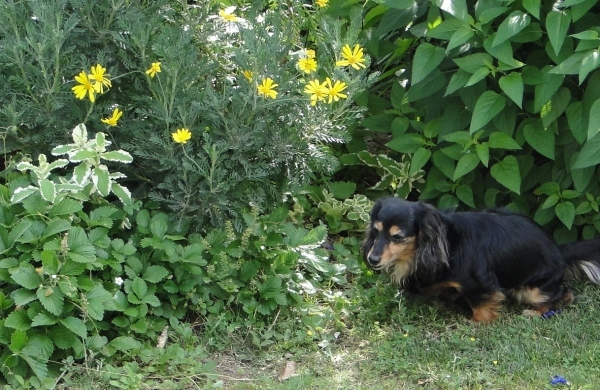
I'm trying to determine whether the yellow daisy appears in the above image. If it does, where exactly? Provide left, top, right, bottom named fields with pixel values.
left=219, top=8, right=238, bottom=22
left=101, top=108, right=123, bottom=127
left=316, top=0, right=329, bottom=7
left=303, top=79, right=328, bottom=106
left=336, top=44, right=367, bottom=70
left=298, top=58, right=318, bottom=74
left=172, top=128, right=192, bottom=144
left=257, top=78, right=278, bottom=99
left=72, top=71, right=96, bottom=102
left=243, top=70, right=254, bottom=82
left=89, top=64, right=111, bottom=93
left=306, top=49, right=316, bottom=58
left=324, top=78, right=348, bottom=103
left=146, top=62, right=161, bottom=78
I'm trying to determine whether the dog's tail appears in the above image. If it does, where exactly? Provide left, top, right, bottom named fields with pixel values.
left=560, top=238, right=600, bottom=284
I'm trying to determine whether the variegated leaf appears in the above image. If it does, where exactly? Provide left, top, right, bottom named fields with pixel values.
left=39, top=179, right=57, bottom=203
left=73, top=163, right=91, bottom=185
left=72, top=124, right=88, bottom=145
left=92, top=165, right=111, bottom=197
left=111, top=183, right=132, bottom=206
left=101, top=150, right=133, bottom=163
left=11, top=186, right=39, bottom=204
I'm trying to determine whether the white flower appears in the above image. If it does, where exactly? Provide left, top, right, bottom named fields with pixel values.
left=114, top=277, right=124, bottom=286
left=51, top=275, right=58, bottom=279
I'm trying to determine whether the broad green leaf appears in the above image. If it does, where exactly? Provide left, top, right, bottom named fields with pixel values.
left=11, top=265, right=42, bottom=289
left=550, top=51, right=586, bottom=74
left=49, top=198, right=83, bottom=217
left=6, top=310, right=31, bottom=331
left=534, top=69, right=564, bottom=113
left=40, top=250, right=59, bottom=275
left=465, top=67, right=490, bottom=86
left=132, top=277, right=148, bottom=299
left=478, top=7, right=509, bottom=24
left=523, top=121, right=555, bottom=159
left=386, top=133, right=426, bottom=153
left=453, top=153, right=480, bottom=181
left=453, top=53, right=494, bottom=73
left=492, top=11, right=531, bottom=47
left=61, top=317, right=87, bottom=338
left=490, top=156, right=521, bottom=193
left=456, top=185, right=475, bottom=207
left=484, top=36, right=523, bottom=69
left=432, top=150, right=456, bottom=179
left=142, top=265, right=169, bottom=283
left=475, top=143, right=490, bottom=167
left=470, top=91, right=506, bottom=133
left=409, top=148, right=432, bottom=175
left=411, top=43, right=446, bottom=84
left=68, top=227, right=96, bottom=263
left=541, top=87, right=571, bottom=129
left=580, top=50, right=600, bottom=84
left=572, top=165, right=595, bottom=192
left=72, top=162, right=90, bottom=185
left=12, top=288, right=37, bottom=306
left=69, top=150, right=97, bottom=162
left=571, top=30, right=599, bottom=40
left=240, top=260, right=261, bottom=282
left=555, top=201, right=576, bottom=229
left=439, top=0, right=469, bottom=22
left=488, top=132, right=521, bottom=150
left=31, top=312, right=59, bottom=327
left=542, top=194, right=560, bottom=209
left=10, top=186, right=38, bottom=204
left=39, top=179, right=56, bottom=203
left=588, top=99, right=600, bottom=140
left=102, top=336, right=141, bottom=357
left=499, top=72, right=524, bottom=107
left=42, top=218, right=71, bottom=239
left=559, top=0, right=590, bottom=7
left=567, top=101, right=586, bottom=143
left=10, top=330, right=28, bottom=352
left=447, top=27, right=474, bottom=51
left=405, top=70, right=446, bottom=101
left=571, top=0, right=597, bottom=22
left=523, top=0, right=540, bottom=19
left=445, top=69, right=471, bottom=96
left=546, top=10, right=571, bottom=56
left=100, top=150, right=133, bottom=163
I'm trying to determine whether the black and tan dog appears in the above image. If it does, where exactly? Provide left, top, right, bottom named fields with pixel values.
left=363, top=197, right=600, bottom=323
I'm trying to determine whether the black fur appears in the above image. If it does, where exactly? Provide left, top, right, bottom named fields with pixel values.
left=362, top=197, right=600, bottom=323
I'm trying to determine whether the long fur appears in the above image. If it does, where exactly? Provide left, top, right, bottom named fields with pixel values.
left=362, top=197, right=600, bottom=323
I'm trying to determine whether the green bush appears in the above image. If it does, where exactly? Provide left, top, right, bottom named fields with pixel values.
left=340, top=0, right=600, bottom=242
left=0, top=0, right=373, bottom=228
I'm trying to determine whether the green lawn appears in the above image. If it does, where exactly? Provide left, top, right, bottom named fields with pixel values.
left=219, top=283, right=600, bottom=390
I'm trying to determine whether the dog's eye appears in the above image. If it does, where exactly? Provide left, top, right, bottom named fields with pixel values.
left=391, top=235, right=406, bottom=243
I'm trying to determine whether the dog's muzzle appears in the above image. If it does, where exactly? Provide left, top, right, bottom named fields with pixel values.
left=368, top=254, right=381, bottom=267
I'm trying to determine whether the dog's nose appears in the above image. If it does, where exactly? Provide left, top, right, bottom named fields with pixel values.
left=368, top=254, right=381, bottom=266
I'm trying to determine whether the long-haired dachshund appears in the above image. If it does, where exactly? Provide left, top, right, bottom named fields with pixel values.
left=363, top=197, right=600, bottom=323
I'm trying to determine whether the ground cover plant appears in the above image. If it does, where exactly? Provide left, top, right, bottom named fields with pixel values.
left=3, top=0, right=600, bottom=389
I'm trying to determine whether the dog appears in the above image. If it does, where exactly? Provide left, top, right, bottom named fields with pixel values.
left=362, top=197, right=600, bottom=323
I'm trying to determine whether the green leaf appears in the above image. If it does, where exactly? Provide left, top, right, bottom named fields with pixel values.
left=411, top=43, right=446, bottom=84
left=499, top=72, right=524, bottom=108
left=447, top=27, right=474, bottom=51
left=523, top=0, right=540, bottom=19
left=523, top=121, right=555, bottom=159
left=490, top=156, right=521, bottom=194
left=454, top=153, right=480, bottom=181
left=580, top=50, right=600, bottom=84
left=573, top=134, right=600, bottom=168
left=546, top=10, right=571, bottom=56
left=475, top=143, right=490, bottom=167
left=470, top=91, right=506, bottom=133
left=439, top=0, right=468, bottom=22
left=492, top=11, right=531, bottom=47
left=488, top=132, right=521, bottom=150
left=93, top=165, right=111, bottom=197
left=465, top=67, right=491, bottom=86
left=10, top=329, right=28, bottom=352
left=68, top=227, right=96, bottom=263
left=432, top=150, right=456, bottom=179
left=300, top=225, right=328, bottom=246
left=386, top=133, right=426, bottom=153
left=534, top=69, right=564, bottom=113
left=541, top=87, right=571, bottom=129
left=587, top=98, right=600, bottom=140
left=555, top=202, right=576, bottom=229
left=454, top=53, right=494, bottom=73
left=567, top=101, right=586, bottom=143
left=11, top=265, right=42, bottom=289
left=12, top=288, right=38, bottom=306
left=150, top=213, right=169, bottom=239
left=259, top=276, right=283, bottom=299
left=456, top=185, right=476, bottom=207
left=132, top=277, right=148, bottom=299
left=103, top=336, right=141, bottom=357
left=409, top=148, right=431, bottom=175
left=31, top=312, right=59, bottom=327
left=37, top=286, right=64, bottom=316
left=142, top=265, right=169, bottom=283
left=445, top=69, right=471, bottom=96
left=11, top=186, right=39, bottom=204
left=60, top=316, right=87, bottom=338
left=49, top=198, right=83, bottom=217
left=240, top=261, right=260, bottom=282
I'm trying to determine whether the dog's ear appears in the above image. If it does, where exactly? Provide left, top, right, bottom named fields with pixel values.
left=415, top=204, right=449, bottom=273
left=361, top=199, right=383, bottom=264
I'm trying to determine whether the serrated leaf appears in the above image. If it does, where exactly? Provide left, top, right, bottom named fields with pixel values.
left=70, top=150, right=97, bottom=162
left=470, top=91, right=506, bottom=133
left=6, top=310, right=31, bottom=331
left=492, top=11, right=531, bottom=47
left=103, top=336, right=141, bottom=357
left=488, top=132, right=521, bottom=150
left=523, top=121, right=555, bottom=159
left=39, top=179, right=57, bottom=203
left=439, top=0, right=468, bottom=22
left=573, top=134, right=600, bottom=168
left=475, top=143, right=490, bottom=167
left=11, top=288, right=38, bottom=306
left=68, top=227, right=96, bottom=263
left=37, top=286, right=64, bottom=316
left=456, top=185, right=475, bottom=207
left=132, top=277, right=148, bottom=299
left=412, top=43, right=446, bottom=84
left=11, top=265, right=42, bottom=289
left=386, top=133, right=426, bottom=153
left=300, top=225, right=327, bottom=246
left=587, top=99, right=600, bottom=140
left=10, top=329, right=28, bottom=352
left=142, top=265, right=169, bottom=283
left=546, top=10, right=571, bottom=56
left=11, top=186, right=39, bottom=204
left=556, top=202, right=576, bottom=229
left=454, top=53, right=494, bottom=73
left=534, top=70, right=564, bottom=113
left=465, top=67, right=490, bottom=87
left=490, top=156, right=521, bottom=194
left=61, top=316, right=87, bottom=338
left=31, top=312, right=59, bottom=327
left=72, top=162, right=91, bottom=185
left=409, top=148, right=431, bottom=175
left=259, top=276, right=283, bottom=299
left=580, top=50, right=600, bottom=84
left=49, top=198, right=83, bottom=217
left=240, top=261, right=260, bottom=282
left=49, top=324, right=81, bottom=350
left=141, top=294, right=160, bottom=307
left=523, top=0, right=540, bottom=19
left=445, top=69, right=470, bottom=96
left=42, top=218, right=71, bottom=239
left=93, top=165, right=111, bottom=197
left=499, top=72, right=524, bottom=108
left=447, top=26, right=474, bottom=51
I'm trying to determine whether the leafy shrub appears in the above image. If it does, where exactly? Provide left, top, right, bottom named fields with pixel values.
left=0, top=0, right=374, bottom=228
left=341, top=0, right=600, bottom=242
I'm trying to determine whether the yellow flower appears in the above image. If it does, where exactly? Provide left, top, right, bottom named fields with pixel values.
left=146, top=62, right=161, bottom=78
left=298, top=57, right=318, bottom=74
left=219, top=8, right=238, bottom=22
left=316, top=0, right=329, bottom=7
left=303, top=79, right=328, bottom=106
left=257, top=78, right=278, bottom=99
left=324, top=78, right=347, bottom=103
left=336, top=44, right=367, bottom=70
left=305, top=49, right=316, bottom=58
left=89, top=64, right=111, bottom=93
left=172, top=128, right=192, bottom=144
left=101, top=108, right=123, bottom=127
left=72, top=71, right=96, bottom=102
left=243, top=70, right=254, bottom=82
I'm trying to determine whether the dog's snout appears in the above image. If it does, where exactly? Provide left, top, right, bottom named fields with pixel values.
left=368, top=254, right=381, bottom=266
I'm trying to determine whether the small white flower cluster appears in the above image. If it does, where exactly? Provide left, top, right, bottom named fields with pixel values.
left=114, top=276, right=124, bottom=286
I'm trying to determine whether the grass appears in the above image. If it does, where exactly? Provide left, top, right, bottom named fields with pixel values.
left=61, top=283, right=600, bottom=389
left=215, top=283, right=600, bottom=390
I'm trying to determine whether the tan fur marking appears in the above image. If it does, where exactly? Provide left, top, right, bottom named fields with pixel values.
left=373, top=221, right=383, bottom=232
left=512, top=287, right=549, bottom=305
left=471, top=291, right=505, bottom=324
left=377, top=237, right=417, bottom=285
left=389, top=225, right=403, bottom=235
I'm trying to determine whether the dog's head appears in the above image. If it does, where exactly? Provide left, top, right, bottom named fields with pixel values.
left=362, top=197, right=449, bottom=285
